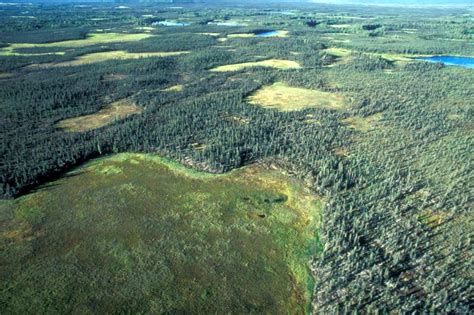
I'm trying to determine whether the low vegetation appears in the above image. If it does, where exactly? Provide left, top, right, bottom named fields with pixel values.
left=247, top=82, right=347, bottom=111
left=324, top=47, right=351, bottom=58
left=0, top=153, right=321, bottom=314
left=341, top=113, right=382, bottom=132
left=31, top=50, right=189, bottom=68
left=161, top=84, right=184, bottom=92
left=56, top=99, right=141, bottom=132
left=210, top=59, right=301, bottom=72
left=0, top=33, right=153, bottom=56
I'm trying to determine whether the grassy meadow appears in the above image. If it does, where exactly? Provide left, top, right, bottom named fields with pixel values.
left=0, top=153, right=321, bottom=314
left=56, top=99, right=141, bottom=132
left=31, top=50, right=190, bottom=68
left=0, top=33, right=154, bottom=56
left=247, top=82, right=347, bottom=111
left=210, top=59, right=301, bottom=72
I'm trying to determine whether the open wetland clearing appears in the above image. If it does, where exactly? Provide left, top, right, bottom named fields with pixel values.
left=210, top=59, right=301, bottom=72
left=56, top=99, right=141, bottom=132
left=0, top=33, right=154, bottom=56
left=30, top=50, right=190, bottom=68
left=0, top=153, right=321, bottom=314
left=247, top=82, right=347, bottom=111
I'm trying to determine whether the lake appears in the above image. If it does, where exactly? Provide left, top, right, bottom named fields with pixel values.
left=256, top=30, right=279, bottom=37
left=416, top=56, right=474, bottom=69
left=255, top=30, right=288, bottom=37
left=154, top=20, right=190, bottom=27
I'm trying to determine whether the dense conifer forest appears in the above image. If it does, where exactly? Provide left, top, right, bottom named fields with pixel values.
left=0, top=1, right=472, bottom=313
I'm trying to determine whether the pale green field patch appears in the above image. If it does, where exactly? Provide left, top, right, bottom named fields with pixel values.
left=98, top=165, right=123, bottom=175
left=247, top=82, right=347, bottom=112
left=0, top=33, right=154, bottom=56
left=0, top=72, right=13, bottom=79
left=161, top=84, right=184, bottom=92
left=30, top=50, right=189, bottom=68
left=56, top=98, right=141, bottom=132
left=210, top=59, right=301, bottom=72
left=0, top=152, right=322, bottom=313
left=323, top=48, right=353, bottom=67
left=228, top=33, right=256, bottom=38
left=324, top=47, right=351, bottom=58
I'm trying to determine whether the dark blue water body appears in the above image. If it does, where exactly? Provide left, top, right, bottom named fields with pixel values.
left=416, top=56, right=474, bottom=68
left=255, top=30, right=281, bottom=37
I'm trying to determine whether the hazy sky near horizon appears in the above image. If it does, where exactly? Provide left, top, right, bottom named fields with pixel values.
left=310, top=0, right=471, bottom=3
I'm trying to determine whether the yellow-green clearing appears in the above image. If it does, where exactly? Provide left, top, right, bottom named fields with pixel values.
left=342, top=113, right=382, bottom=132
left=227, top=33, right=257, bottom=38
left=210, top=59, right=301, bottom=72
left=247, top=82, right=347, bottom=111
left=0, top=72, right=13, bottom=79
left=56, top=98, right=141, bottom=132
left=0, top=33, right=154, bottom=56
left=0, top=153, right=322, bottom=314
left=324, top=47, right=351, bottom=58
left=323, top=48, right=352, bottom=67
left=29, top=50, right=189, bottom=68
left=161, top=84, right=184, bottom=92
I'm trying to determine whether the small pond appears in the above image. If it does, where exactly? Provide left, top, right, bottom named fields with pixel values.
left=256, top=30, right=280, bottom=37
left=416, top=56, right=474, bottom=69
left=154, top=20, right=190, bottom=27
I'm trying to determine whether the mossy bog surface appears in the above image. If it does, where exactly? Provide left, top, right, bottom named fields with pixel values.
left=210, top=59, right=301, bottom=72
left=0, top=153, right=321, bottom=314
left=56, top=98, right=141, bottom=132
left=0, top=33, right=153, bottom=56
left=31, top=50, right=189, bottom=68
left=247, top=82, right=347, bottom=111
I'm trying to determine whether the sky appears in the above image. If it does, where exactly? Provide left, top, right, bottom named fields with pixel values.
left=4, top=0, right=473, bottom=7
left=308, top=0, right=472, bottom=5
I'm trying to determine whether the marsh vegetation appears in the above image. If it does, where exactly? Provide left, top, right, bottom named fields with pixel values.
left=0, top=153, right=321, bottom=313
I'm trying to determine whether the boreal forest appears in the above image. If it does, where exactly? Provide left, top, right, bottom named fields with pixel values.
left=0, top=0, right=472, bottom=314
